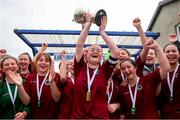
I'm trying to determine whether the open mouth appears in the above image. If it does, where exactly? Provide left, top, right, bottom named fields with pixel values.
left=20, top=63, right=27, bottom=67
left=92, top=55, right=98, bottom=58
left=167, top=56, right=177, bottom=60
left=39, top=64, right=47, bottom=69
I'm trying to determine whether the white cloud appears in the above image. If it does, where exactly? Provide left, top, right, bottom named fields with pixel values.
left=0, top=0, right=162, bottom=58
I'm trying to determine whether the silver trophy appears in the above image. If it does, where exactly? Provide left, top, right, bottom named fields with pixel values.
left=73, top=7, right=107, bottom=26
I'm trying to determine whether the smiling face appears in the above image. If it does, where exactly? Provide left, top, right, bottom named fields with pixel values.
left=119, top=49, right=130, bottom=61
left=145, top=49, right=156, bottom=65
left=1, top=57, right=18, bottom=74
left=36, top=53, right=51, bottom=75
left=67, top=59, right=74, bottom=74
left=87, top=45, right=103, bottom=65
left=164, top=44, right=179, bottom=65
left=18, top=54, right=31, bottom=71
left=120, top=59, right=136, bottom=81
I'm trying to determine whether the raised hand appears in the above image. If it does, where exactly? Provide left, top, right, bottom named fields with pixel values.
left=60, top=50, right=66, bottom=60
left=41, top=43, right=48, bottom=52
left=49, top=64, right=56, bottom=83
left=6, top=70, right=23, bottom=87
left=99, top=16, right=107, bottom=32
left=84, top=12, right=92, bottom=23
left=144, top=38, right=161, bottom=53
left=133, top=17, right=141, bottom=28
left=168, top=34, right=177, bottom=42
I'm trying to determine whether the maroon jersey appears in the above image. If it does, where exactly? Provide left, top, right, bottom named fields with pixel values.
left=24, top=72, right=61, bottom=119
left=119, top=69, right=161, bottom=119
left=161, top=66, right=180, bottom=119
left=107, top=80, right=121, bottom=119
left=71, top=56, right=116, bottom=118
left=20, top=72, right=30, bottom=80
left=135, top=56, right=146, bottom=77
left=58, top=77, right=74, bottom=119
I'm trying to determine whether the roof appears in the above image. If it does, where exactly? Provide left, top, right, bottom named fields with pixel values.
left=14, top=29, right=159, bottom=59
left=147, top=0, right=177, bottom=31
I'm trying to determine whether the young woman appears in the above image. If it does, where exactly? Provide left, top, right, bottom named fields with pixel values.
left=106, top=18, right=150, bottom=119
left=58, top=51, right=74, bottom=119
left=26, top=53, right=61, bottom=118
left=160, top=43, right=180, bottom=118
left=11, top=52, right=61, bottom=119
left=71, top=14, right=119, bottom=119
left=112, top=48, right=131, bottom=84
left=118, top=39, right=170, bottom=119
left=18, top=52, right=34, bottom=79
left=0, top=56, right=30, bottom=119
left=168, top=33, right=180, bottom=63
left=133, top=17, right=159, bottom=76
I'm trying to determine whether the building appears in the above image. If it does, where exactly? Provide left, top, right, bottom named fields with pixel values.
left=147, top=0, right=180, bottom=48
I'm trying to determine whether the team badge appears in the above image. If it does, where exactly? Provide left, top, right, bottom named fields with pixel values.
left=45, top=79, right=50, bottom=85
left=137, top=84, right=142, bottom=91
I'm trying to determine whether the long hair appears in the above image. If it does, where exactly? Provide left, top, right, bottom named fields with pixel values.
left=0, top=55, right=19, bottom=86
left=18, top=52, right=36, bottom=73
left=35, top=52, right=52, bottom=66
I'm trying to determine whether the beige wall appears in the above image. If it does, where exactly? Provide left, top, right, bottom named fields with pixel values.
left=150, top=0, right=180, bottom=48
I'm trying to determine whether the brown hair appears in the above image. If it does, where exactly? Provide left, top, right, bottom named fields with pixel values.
left=35, top=53, right=52, bottom=65
left=18, top=52, right=36, bottom=73
left=0, top=55, right=19, bottom=85
left=120, top=48, right=131, bottom=57
left=119, top=58, right=136, bottom=68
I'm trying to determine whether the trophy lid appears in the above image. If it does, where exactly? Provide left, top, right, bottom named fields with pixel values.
left=94, top=9, right=107, bottom=26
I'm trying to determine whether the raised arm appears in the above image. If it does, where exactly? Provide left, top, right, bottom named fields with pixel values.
left=99, top=16, right=119, bottom=58
left=32, top=43, right=48, bottom=63
left=168, top=34, right=180, bottom=52
left=75, top=13, right=92, bottom=62
left=59, top=51, right=68, bottom=83
left=145, top=39, right=170, bottom=79
left=49, top=63, right=61, bottom=102
left=133, top=17, right=147, bottom=45
left=133, top=17, right=149, bottom=62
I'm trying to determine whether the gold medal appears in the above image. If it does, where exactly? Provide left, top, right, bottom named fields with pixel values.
left=86, top=91, right=91, bottom=102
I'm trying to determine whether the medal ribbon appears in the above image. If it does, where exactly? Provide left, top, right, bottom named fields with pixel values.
left=70, top=77, right=74, bottom=85
left=144, top=63, right=156, bottom=73
left=121, top=71, right=125, bottom=81
left=167, top=64, right=179, bottom=98
left=107, top=80, right=113, bottom=104
left=128, top=77, right=139, bottom=109
left=36, top=72, right=49, bottom=102
left=86, top=64, right=98, bottom=93
left=68, top=71, right=74, bottom=84
left=5, top=79, right=18, bottom=108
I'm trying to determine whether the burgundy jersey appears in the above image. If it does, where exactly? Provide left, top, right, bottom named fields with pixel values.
left=107, top=80, right=121, bottom=119
left=58, top=77, right=74, bottom=119
left=71, top=56, right=116, bottom=119
left=24, top=72, right=61, bottom=119
left=161, top=66, right=180, bottom=119
left=119, top=69, right=161, bottom=119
